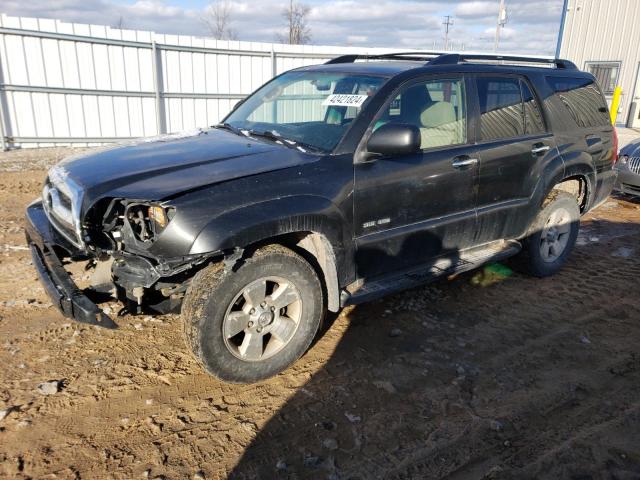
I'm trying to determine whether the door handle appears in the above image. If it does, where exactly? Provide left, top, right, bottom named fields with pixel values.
left=452, top=157, right=478, bottom=168
left=531, top=145, right=550, bottom=155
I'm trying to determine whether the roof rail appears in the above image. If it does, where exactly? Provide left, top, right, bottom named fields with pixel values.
left=326, top=52, right=577, bottom=70
left=325, top=51, right=445, bottom=64
left=427, top=53, right=577, bottom=69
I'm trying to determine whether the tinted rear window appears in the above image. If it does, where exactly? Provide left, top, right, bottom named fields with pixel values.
left=477, top=77, right=524, bottom=141
left=546, top=76, right=610, bottom=128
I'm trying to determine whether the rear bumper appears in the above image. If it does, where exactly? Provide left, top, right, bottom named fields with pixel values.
left=25, top=201, right=117, bottom=328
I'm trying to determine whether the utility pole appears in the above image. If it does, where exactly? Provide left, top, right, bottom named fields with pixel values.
left=494, top=0, right=507, bottom=52
left=443, top=15, right=453, bottom=51
left=289, top=0, right=293, bottom=44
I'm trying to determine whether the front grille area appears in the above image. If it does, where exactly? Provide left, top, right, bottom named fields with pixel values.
left=42, top=173, right=84, bottom=248
left=44, top=181, right=72, bottom=221
left=628, top=156, right=640, bottom=175
left=46, top=208, right=79, bottom=246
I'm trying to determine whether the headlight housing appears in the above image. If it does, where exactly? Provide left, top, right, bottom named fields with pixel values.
left=125, top=203, right=175, bottom=243
left=149, top=205, right=169, bottom=228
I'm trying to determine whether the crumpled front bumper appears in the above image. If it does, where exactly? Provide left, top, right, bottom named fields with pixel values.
left=24, top=200, right=118, bottom=328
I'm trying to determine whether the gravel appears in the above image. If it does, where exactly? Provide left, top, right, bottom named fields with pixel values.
left=389, top=328, right=403, bottom=337
left=322, top=438, right=339, bottom=450
left=37, top=380, right=62, bottom=395
left=372, top=380, right=397, bottom=394
left=344, top=412, right=361, bottom=423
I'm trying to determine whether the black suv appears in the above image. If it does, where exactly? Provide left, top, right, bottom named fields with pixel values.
left=26, top=52, right=618, bottom=383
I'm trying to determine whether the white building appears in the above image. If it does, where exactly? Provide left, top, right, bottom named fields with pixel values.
left=557, top=0, right=640, bottom=127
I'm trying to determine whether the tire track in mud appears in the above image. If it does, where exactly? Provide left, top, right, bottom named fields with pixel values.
left=385, top=328, right=640, bottom=479
left=2, top=307, right=335, bottom=479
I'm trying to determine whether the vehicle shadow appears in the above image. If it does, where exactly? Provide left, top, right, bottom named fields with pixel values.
left=227, top=219, right=640, bottom=479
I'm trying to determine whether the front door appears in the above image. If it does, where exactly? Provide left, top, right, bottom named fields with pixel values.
left=354, top=75, right=478, bottom=279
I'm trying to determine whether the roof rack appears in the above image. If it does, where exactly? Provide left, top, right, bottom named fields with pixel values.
left=427, top=53, right=577, bottom=69
left=325, top=52, right=445, bottom=64
left=325, top=52, right=577, bottom=70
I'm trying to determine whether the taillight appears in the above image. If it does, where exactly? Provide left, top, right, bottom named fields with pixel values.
left=612, top=128, right=619, bottom=165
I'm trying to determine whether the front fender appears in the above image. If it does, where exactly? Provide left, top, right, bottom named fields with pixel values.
left=189, top=194, right=349, bottom=263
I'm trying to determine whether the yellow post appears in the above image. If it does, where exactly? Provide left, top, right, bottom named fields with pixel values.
left=610, top=86, right=622, bottom=125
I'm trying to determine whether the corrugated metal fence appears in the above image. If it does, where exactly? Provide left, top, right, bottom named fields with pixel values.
left=0, top=14, right=394, bottom=149
left=558, top=0, right=640, bottom=126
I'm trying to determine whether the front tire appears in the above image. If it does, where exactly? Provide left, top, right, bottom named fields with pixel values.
left=517, top=191, right=580, bottom=278
left=182, top=245, right=324, bottom=383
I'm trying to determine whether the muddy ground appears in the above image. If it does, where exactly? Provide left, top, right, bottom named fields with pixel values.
left=1, top=147, right=640, bottom=480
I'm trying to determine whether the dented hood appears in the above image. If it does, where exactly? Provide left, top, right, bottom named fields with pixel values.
left=55, top=128, right=317, bottom=209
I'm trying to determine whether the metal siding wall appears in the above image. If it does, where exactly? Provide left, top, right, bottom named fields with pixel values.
left=0, top=14, right=397, bottom=148
left=559, top=0, right=640, bottom=124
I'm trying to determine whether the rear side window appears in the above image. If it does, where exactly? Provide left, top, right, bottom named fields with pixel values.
left=521, top=81, right=545, bottom=135
left=476, top=77, right=524, bottom=141
left=546, top=76, right=610, bottom=128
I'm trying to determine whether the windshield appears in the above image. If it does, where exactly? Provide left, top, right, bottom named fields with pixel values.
left=223, top=71, right=388, bottom=152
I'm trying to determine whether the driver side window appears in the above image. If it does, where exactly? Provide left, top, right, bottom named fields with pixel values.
left=376, top=78, right=467, bottom=150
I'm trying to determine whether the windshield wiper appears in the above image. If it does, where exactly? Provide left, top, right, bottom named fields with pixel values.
left=214, top=123, right=246, bottom=137
left=247, top=129, right=323, bottom=153
left=216, top=124, right=323, bottom=153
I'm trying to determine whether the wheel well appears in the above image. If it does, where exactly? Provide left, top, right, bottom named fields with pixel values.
left=553, top=176, right=589, bottom=213
left=245, top=231, right=340, bottom=313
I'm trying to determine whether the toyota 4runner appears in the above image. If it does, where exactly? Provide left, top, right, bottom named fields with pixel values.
left=25, top=52, right=618, bottom=383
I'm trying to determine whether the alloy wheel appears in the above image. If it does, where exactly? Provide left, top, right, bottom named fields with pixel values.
left=222, top=276, right=302, bottom=361
left=539, top=207, right=572, bottom=263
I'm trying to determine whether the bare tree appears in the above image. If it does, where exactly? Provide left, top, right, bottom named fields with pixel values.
left=204, top=0, right=238, bottom=40
left=113, top=15, right=125, bottom=30
left=280, top=1, right=311, bottom=45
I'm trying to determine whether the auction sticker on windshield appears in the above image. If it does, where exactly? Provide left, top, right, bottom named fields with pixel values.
left=322, top=94, right=369, bottom=107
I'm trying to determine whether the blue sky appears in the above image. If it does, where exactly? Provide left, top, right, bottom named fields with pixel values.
left=2, top=0, right=565, bottom=54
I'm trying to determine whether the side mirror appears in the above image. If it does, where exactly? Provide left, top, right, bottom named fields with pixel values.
left=366, top=123, right=421, bottom=158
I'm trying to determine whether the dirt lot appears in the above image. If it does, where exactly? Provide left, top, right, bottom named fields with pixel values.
left=1, top=147, right=640, bottom=480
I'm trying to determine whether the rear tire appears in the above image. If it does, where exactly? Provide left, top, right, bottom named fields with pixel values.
left=516, top=191, right=580, bottom=278
left=182, top=244, right=324, bottom=383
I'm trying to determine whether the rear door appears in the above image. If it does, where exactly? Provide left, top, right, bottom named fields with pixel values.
left=472, top=74, right=554, bottom=243
left=353, top=75, right=479, bottom=279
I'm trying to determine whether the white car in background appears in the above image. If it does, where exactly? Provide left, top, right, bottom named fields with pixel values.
left=615, top=140, right=640, bottom=196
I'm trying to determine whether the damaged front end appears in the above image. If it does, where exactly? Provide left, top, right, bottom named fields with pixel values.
left=26, top=194, right=220, bottom=328
left=87, top=198, right=223, bottom=320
